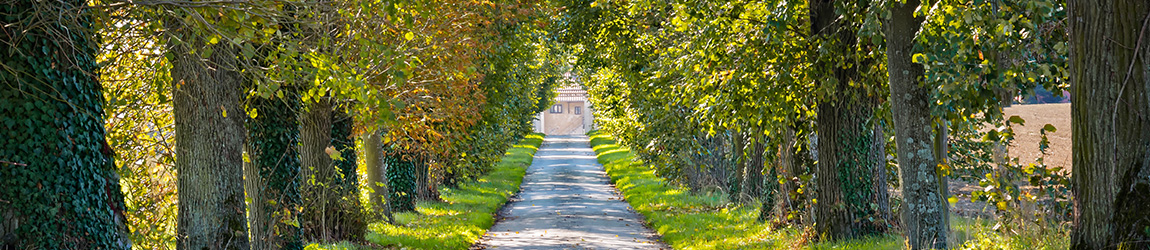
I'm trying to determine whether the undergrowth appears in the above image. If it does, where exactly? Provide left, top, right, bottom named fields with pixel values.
left=306, top=133, right=544, bottom=250
left=587, top=130, right=1067, bottom=250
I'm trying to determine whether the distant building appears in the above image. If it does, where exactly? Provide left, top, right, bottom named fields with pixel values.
left=535, top=87, right=594, bottom=135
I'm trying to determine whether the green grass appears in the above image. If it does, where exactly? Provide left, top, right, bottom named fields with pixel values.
left=586, top=130, right=1068, bottom=250
left=306, top=133, right=545, bottom=250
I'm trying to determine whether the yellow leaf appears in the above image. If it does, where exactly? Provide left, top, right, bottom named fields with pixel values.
left=948, top=195, right=958, bottom=205
left=404, top=32, right=414, bottom=41
left=220, top=105, right=227, bottom=118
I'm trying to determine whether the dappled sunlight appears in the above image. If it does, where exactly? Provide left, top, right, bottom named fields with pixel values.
left=364, top=134, right=544, bottom=249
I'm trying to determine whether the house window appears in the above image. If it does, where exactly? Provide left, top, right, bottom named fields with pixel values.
left=550, top=104, right=563, bottom=113
left=574, top=106, right=582, bottom=115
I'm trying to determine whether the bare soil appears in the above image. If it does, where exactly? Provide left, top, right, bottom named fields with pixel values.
left=948, top=103, right=1071, bottom=217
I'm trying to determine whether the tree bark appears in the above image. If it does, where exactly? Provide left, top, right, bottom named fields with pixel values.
left=773, top=126, right=801, bottom=224
left=167, top=17, right=250, bottom=250
left=1068, top=1, right=1150, bottom=249
left=363, top=130, right=396, bottom=223
left=870, top=121, right=892, bottom=228
left=299, top=98, right=333, bottom=241
left=243, top=85, right=303, bottom=250
left=0, top=2, right=130, bottom=248
left=742, top=137, right=766, bottom=203
left=884, top=0, right=948, bottom=248
left=329, top=108, right=364, bottom=241
left=730, top=131, right=747, bottom=203
left=810, top=0, right=884, bottom=240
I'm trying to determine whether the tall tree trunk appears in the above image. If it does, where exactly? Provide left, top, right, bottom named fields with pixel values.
left=0, top=2, right=130, bottom=248
left=742, top=137, right=766, bottom=203
left=870, top=121, right=892, bottom=227
left=413, top=153, right=433, bottom=201
left=386, top=150, right=417, bottom=213
left=884, top=0, right=948, bottom=248
left=1068, top=1, right=1150, bottom=249
left=932, top=120, right=950, bottom=240
left=730, top=131, right=747, bottom=202
left=810, top=0, right=884, bottom=240
left=299, top=98, right=333, bottom=241
left=166, top=14, right=250, bottom=249
left=244, top=84, right=303, bottom=250
left=329, top=107, right=364, bottom=241
left=772, top=126, right=801, bottom=224
left=363, top=130, right=396, bottom=223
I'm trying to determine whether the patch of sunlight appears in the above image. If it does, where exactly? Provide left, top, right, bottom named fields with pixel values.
left=356, top=133, right=545, bottom=249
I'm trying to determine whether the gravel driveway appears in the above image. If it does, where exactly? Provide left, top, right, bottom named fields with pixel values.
left=474, top=135, right=667, bottom=250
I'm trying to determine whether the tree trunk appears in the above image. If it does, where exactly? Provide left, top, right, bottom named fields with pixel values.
left=932, top=120, right=950, bottom=240
left=387, top=151, right=417, bottom=213
left=299, top=98, right=333, bottom=241
left=329, top=108, right=364, bottom=241
left=414, top=153, right=433, bottom=201
left=363, top=130, right=396, bottom=223
left=742, top=137, right=766, bottom=203
left=165, top=14, right=250, bottom=249
left=884, top=0, right=948, bottom=248
left=870, top=122, right=892, bottom=227
left=243, top=84, right=303, bottom=250
left=1068, top=1, right=1150, bottom=249
left=810, top=0, right=884, bottom=240
left=0, top=2, right=130, bottom=248
left=730, top=131, right=747, bottom=202
left=773, top=126, right=801, bottom=224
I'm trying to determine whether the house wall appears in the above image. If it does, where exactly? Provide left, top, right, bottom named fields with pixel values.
left=542, top=101, right=586, bottom=135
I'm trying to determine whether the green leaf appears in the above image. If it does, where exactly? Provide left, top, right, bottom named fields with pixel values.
left=1043, top=124, right=1057, bottom=132
left=1008, top=115, right=1025, bottom=125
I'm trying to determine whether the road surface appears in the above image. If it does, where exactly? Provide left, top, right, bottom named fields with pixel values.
left=474, top=135, right=667, bottom=250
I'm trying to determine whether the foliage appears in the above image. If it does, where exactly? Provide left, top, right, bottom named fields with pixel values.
left=0, top=1, right=129, bottom=248
left=590, top=131, right=1070, bottom=250
left=244, top=80, right=304, bottom=249
left=366, top=133, right=543, bottom=249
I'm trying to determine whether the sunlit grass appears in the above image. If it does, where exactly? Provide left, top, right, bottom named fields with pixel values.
left=308, top=133, right=544, bottom=250
left=586, top=130, right=1068, bottom=250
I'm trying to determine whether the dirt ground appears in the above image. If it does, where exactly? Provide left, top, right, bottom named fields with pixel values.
left=948, top=103, right=1071, bottom=217
left=1002, top=103, right=1072, bottom=169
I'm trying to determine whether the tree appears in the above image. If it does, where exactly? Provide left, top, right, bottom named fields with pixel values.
left=363, top=130, right=395, bottom=223
left=243, top=80, right=303, bottom=250
left=1067, top=1, right=1150, bottom=249
left=165, top=9, right=250, bottom=250
left=884, top=0, right=948, bottom=248
left=810, top=0, right=887, bottom=240
left=0, top=2, right=130, bottom=248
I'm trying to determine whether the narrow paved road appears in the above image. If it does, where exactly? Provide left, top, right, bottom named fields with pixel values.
left=475, top=135, right=667, bottom=250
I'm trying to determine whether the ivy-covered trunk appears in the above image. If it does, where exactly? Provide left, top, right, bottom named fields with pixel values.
left=0, top=2, right=130, bottom=248
left=386, top=151, right=417, bottom=213
left=1067, top=1, right=1150, bottom=249
left=165, top=12, right=251, bottom=250
left=884, top=0, right=948, bottom=248
left=243, top=84, right=303, bottom=250
left=810, top=0, right=884, bottom=240
left=329, top=108, right=364, bottom=241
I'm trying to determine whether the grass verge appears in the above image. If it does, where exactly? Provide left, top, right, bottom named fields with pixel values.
left=306, top=133, right=544, bottom=250
left=587, top=130, right=1068, bottom=250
